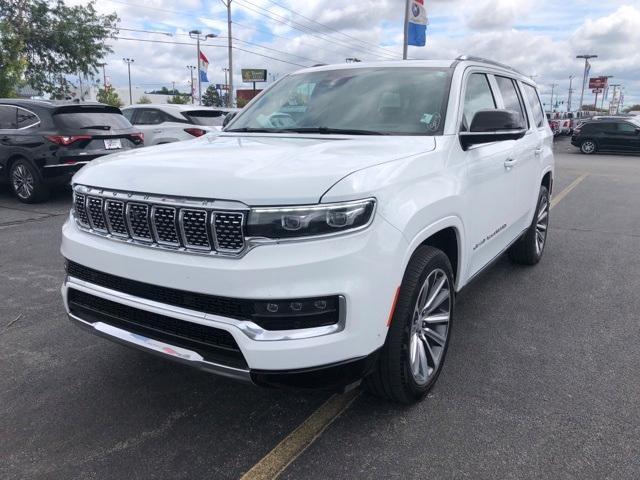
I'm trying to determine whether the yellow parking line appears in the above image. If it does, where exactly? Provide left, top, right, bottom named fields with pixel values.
left=242, top=171, right=588, bottom=480
left=551, top=173, right=589, bottom=209
left=240, top=390, right=361, bottom=480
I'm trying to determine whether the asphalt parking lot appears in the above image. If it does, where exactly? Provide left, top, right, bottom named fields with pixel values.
left=1, top=136, right=639, bottom=479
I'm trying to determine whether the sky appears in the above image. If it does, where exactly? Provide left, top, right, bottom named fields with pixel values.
left=77, top=0, right=640, bottom=108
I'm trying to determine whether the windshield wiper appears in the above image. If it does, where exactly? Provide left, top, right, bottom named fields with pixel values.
left=79, top=125, right=111, bottom=130
left=279, top=127, right=388, bottom=135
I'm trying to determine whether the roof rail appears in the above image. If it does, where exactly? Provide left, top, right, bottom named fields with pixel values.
left=455, top=55, right=523, bottom=75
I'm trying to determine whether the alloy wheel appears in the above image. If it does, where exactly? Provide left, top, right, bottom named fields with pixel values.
left=12, top=164, right=35, bottom=200
left=535, top=194, right=549, bottom=255
left=581, top=141, right=595, bottom=154
left=409, top=268, right=451, bottom=385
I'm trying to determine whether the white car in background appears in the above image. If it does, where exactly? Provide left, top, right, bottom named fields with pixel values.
left=122, top=105, right=239, bottom=145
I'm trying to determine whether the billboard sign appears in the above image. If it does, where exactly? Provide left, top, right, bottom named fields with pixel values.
left=588, top=76, right=608, bottom=89
left=241, top=69, right=267, bottom=82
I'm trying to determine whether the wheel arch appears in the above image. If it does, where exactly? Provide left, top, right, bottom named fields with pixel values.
left=541, top=169, right=553, bottom=195
left=5, top=154, right=31, bottom=179
left=403, top=217, right=465, bottom=291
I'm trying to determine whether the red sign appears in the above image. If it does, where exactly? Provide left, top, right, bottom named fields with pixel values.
left=588, top=76, right=608, bottom=89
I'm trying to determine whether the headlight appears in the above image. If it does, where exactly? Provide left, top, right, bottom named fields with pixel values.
left=246, top=198, right=376, bottom=239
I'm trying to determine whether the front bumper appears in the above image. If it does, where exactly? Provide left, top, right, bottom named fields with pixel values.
left=61, top=212, right=407, bottom=385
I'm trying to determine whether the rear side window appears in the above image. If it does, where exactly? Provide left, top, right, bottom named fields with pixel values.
left=122, top=109, right=134, bottom=122
left=17, top=108, right=40, bottom=129
left=617, top=122, right=637, bottom=133
left=183, top=110, right=225, bottom=126
left=462, top=73, right=496, bottom=131
left=53, top=107, right=132, bottom=130
left=495, top=76, right=526, bottom=127
left=134, top=109, right=165, bottom=125
left=0, top=105, right=18, bottom=129
left=521, top=84, right=545, bottom=128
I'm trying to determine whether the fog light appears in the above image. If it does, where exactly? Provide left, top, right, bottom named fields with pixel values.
left=266, top=303, right=279, bottom=313
left=251, top=296, right=340, bottom=331
left=314, top=300, right=327, bottom=310
left=290, top=302, right=302, bottom=311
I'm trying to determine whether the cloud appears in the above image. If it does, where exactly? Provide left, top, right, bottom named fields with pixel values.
left=466, top=0, right=533, bottom=30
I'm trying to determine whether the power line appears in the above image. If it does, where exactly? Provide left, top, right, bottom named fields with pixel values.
left=233, top=38, right=323, bottom=64
left=234, top=0, right=397, bottom=60
left=262, top=0, right=399, bottom=59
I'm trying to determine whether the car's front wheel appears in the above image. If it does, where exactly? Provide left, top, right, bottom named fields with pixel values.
left=9, top=159, right=49, bottom=203
left=365, top=246, right=454, bottom=404
left=580, top=139, right=597, bottom=154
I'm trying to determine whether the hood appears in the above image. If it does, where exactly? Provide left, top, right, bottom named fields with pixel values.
left=73, top=134, right=436, bottom=205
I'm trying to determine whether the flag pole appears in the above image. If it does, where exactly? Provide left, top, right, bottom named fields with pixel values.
left=403, top=0, right=410, bottom=60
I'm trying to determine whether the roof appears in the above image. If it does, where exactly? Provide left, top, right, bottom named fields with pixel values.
left=0, top=99, right=113, bottom=110
left=122, top=104, right=237, bottom=113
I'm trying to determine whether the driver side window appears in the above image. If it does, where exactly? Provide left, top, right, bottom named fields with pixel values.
left=462, top=73, right=496, bottom=131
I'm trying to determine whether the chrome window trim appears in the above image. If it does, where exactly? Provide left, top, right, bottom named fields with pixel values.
left=64, top=276, right=346, bottom=342
left=16, top=106, right=42, bottom=130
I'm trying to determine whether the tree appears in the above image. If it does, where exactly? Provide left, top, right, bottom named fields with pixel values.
left=96, top=86, right=123, bottom=108
left=236, top=97, right=250, bottom=108
left=0, top=0, right=118, bottom=98
left=623, top=104, right=640, bottom=113
left=201, top=85, right=222, bottom=107
left=167, top=94, right=189, bottom=104
left=137, top=95, right=152, bottom=104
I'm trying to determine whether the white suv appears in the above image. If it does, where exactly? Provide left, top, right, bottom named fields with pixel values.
left=121, top=105, right=238, bottom=145
left=61, top=57, right=554, bottom=404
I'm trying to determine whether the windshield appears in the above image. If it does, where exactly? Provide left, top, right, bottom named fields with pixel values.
left=227, top=67, right=452, bottom=135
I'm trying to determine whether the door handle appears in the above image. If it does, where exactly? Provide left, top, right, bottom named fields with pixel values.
left=534, top=147, right=543, bottom=157
left=152, top=129, right=162, bottom=133
left=504, top=157, right=517, bottom=169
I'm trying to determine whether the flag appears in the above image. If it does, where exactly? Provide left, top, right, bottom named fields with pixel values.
left=408, top=0, right=427, bottom=47
left=199, top=50, right=209, bottom=83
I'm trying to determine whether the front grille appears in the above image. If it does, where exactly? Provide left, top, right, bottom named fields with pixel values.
left=74, top=193, right=90, bottom=226
left=87, top=197, right=107, bottom=232
left=68, top=289, right=247, bottom=368
left=74, top=186, right=247, bottom=256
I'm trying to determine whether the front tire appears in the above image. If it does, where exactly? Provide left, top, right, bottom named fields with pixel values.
left=9, top=159, right=49, bottom=203
left=365, top=246, right=454, bottom=404
left=580, top=139, right=597, bottom=154
left=508, top=185, right=549, bottom=265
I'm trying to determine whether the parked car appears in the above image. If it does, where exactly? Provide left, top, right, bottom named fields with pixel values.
left=0, top=100, right=143, bottom=202
left=61, top=56, right=554, bottom=404
left=121, top=105, right=239, bottom=145
left=571, top=118, right=640, bottom=154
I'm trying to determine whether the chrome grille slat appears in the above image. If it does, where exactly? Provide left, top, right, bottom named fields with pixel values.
left=105, top=200, right=128, bottom=237
left=126, top=202, right=153, bottom=242
left=213, top=212, right=245, bottom=252
left=151, top=206, right=180, bottom=246
left=180, top=209, right=211, bottom=249
left=72, top=187, right=247, bottom=257
left=87, top=197, right=107, bottom=232
left=74, top=193, right=90, bottom=227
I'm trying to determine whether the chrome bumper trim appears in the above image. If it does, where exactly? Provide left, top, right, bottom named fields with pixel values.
left=67, top=312, right=252, bottom=382
left=63, top=276, right=346, bottom=342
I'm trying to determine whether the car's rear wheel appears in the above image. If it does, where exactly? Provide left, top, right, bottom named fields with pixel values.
left=365, top=246, right=454, bottom=404
left=9, top=159, right=49, bottom=203
left=580, top=139, right=597, bottom=154
left=508, top=185, right=549, bottom=265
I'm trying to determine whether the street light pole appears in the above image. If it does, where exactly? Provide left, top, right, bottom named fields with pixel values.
left=402, top=0, right=410, bottom=60
left=576, top=54, right=597, bottom=112
left=567, top=75, right=574, bottom=112
left=187, top=66, right=196, bottom=104
left=189, top=30, right=217, bottom=106
left=550, top=83, right=558, bottom=112
left=122, top=58, right=134, bottom=105
left=221, top=0, right=234, bottom=107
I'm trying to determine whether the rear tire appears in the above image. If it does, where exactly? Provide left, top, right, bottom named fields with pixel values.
left=508, top=185, right=549, bottom=265
left=365, top=246, right=454, bottom=404
left=580, top=139, right=597, bottom=154
left=9, top=158, right=49, bottom=203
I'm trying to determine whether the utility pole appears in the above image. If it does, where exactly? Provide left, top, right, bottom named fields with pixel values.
left=402, top=0, right=410, bottom=60
left=550, top=83, right=559, bottom=112
left=101, top=64, right=107, bottom=90
left=601, top=76, right=614, bottom=110
left=567, top=75, right=574, bottom=112
left=123, top=58, right=134, bottom=105
left=609, top=84, right=621, bottom=114
left=187, top=66, right=196, bottom=104
left=78, top=72, right=83, bottom=102
left=576, top=54, right=597, bottom=112
left=221, top=0, right=234, bottom=107
left=189, top=30, right=217, bottom=105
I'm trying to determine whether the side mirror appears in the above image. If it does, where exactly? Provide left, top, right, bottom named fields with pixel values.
left=460, top=109, right=526, bottom=150
left=222, top=111, right=238, bottom=129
